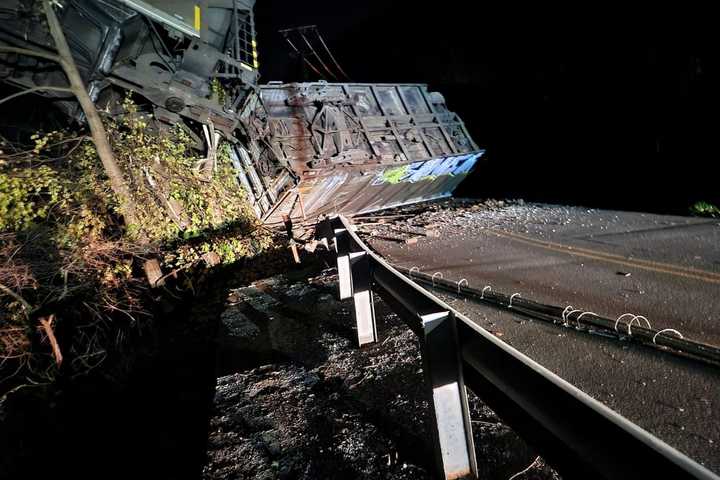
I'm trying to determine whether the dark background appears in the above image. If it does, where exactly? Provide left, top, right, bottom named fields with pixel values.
left=255, top=1, right=718, bottom=214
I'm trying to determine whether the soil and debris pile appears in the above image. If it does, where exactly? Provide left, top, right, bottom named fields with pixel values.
left=204, top=267, right=560, bottom=480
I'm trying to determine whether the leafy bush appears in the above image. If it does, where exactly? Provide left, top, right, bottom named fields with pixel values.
left=690, top=201, right=720, bottom=218
left=0, top=99, right=276, bottom=384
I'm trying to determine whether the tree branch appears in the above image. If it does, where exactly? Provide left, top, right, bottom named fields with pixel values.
left=0, top=46, right=61, bottom=64
left=38, top=315, right=63, bottom=367
left=0, top=85, right=73, bottom=106
left=41, top=0, right=138, bottom=228
left=0, top=282, right=33, bottom=313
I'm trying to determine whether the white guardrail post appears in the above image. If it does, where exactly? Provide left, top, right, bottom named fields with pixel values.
left=324, top=216, right=477, bottom=479
left=349, top=250, right=378, bottom=346
left=333, top=225, right=353, bottom=301
left=421, top=310, right=478, bottom=479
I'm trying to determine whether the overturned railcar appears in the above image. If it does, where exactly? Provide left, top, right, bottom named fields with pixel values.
left=0, top=0, right=482, bottom=224
left=232, top=82, right=484, bottom=224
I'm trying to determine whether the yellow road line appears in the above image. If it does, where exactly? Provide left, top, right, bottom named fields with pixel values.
left=488, top=228, right=720, bottom=284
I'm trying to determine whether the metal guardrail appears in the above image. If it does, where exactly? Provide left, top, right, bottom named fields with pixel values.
left=316, top=215, right=719, bottom=480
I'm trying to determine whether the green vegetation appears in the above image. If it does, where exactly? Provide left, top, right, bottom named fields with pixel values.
left=0, top=98, right=275, bottom=384
left=690, top=201, right=720, bottom=218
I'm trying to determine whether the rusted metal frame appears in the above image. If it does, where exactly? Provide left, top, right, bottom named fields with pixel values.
left=306, top=109, right=327, bottom=158
left=340, top=84, right=382, bottom=158
left=284, top=191, right=301, bottom=219
left=414, top=124, right=436, bottom=160
left=250, top=165, right=280, bottom=206
left=395, top=89, right=435, bottom=160
left=228, top=145, right=263, bottom=218
left=386, top=86, right=417, bottom=161
left=388, top=120, right=412, bottom=162
left=255, top=137, right=284, bottom=202
left=435, top=120, right=460, bottom=155
left=395, top=116, right=435, bottom=161
left=246, top=139, right=284, bottom=205
left=454, top=116, right=480, bottom=151
left=296, top=189, right=306, bottom=220
left=356, top=117, right=386, bottom=159
left=388, top=85, right=433, bottom=160
left=421, top=89, right=460, bottom=155
left=327, top=216, right=478, bottom=480
left=417, top=86, right=434, bottom=114
left=260, top=187, right=294, bottom=222
left=368, top=85, right=413, bottom=162
left=236, top=146, right=271, bottom=212
left=345, top=112, right=380, bottom=158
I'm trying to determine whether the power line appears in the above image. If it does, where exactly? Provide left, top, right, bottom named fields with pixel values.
left=299, top=30, right=338, bottom=81
left=314, top=27, right=351, bottom=81
left=281, top=33, right=326, bottom=80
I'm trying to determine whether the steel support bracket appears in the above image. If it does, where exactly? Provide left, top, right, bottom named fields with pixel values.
left=350, top=250, right=378, bottom=346
left=422, top=310, right=478, bottom=480
left=334, top=227, right=353, bottom=300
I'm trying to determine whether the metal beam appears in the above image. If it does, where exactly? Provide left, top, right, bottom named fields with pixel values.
left=349, top=251, right=377, bottom=346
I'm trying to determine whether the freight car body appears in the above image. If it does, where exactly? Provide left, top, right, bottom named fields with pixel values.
left=0, top=0, right=482, bottom=224
left=235, top=81, right=484, bottom=224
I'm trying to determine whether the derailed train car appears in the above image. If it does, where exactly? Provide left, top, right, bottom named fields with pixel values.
left=0, top=0, right=483, bottom=224
left=240, top=81, right=483, bottom=224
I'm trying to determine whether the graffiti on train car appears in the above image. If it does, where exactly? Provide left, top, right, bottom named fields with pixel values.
left=375, top=153, right=483, bottom=186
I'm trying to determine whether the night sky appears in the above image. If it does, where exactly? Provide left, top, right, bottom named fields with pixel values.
left=255, top=1, right=718, bottom=213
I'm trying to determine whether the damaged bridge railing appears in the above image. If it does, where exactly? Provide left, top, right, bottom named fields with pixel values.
left=315, top=215, right=718, bottom=480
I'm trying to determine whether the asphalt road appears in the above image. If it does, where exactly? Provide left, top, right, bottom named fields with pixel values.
left=365, top=202, right=720, bottom=473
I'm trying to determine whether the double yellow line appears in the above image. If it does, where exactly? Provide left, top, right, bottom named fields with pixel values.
left=488, top=228, right=720, bottom=284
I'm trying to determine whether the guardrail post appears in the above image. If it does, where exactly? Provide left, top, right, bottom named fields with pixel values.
left=422, top=311, right=477, bottom=480
left=334, top=226, right=353, bottom=300
left=315, top=216, right=333, bottom=251
left=349, top=251, right=377, bottom=346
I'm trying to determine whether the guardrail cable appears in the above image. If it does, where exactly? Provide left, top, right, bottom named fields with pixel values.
left=654, top=328, right=684, bottom=344
left=395, top=266, right=720, bottom=368
left=575, top=311, right=598, bottom=329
